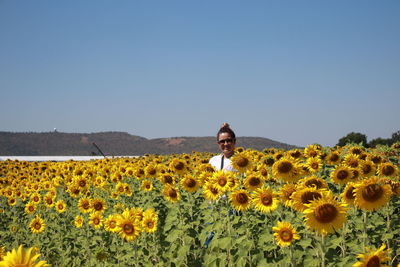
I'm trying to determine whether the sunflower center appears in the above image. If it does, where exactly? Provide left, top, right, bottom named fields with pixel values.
left=314, top=203, right=338, bottom=223
left=82, top=202, right=90, bottom=210
left=279, top=229, right=293, bottom=242
left=94, top=203, right=103, bottom=211
left=109, top=221, right=117, bottom=228
left=362, top=184, right=383, bottom=202
left=79, top=181, right=86, bottom=187
left=301, top=191, right=321, bottom=204
left=210, top=187, right=219, bottom=194
left=366, top=255, right=380, bottom=267
left=278, top=162, right=293, bottom=173
left=345, top=186, right=355, bottom=199
left=261, top=195, right=273, bottom=206
left=93, top=218, right=100, bottom=225
left=34, top=222, right=42, bottom=230
left=362, top=164, right=372, bottom=174
left=337, top=170, right=349, bottom=180
left=236, top=157, right=249, bottom=168
left=218, top=177, right=227, bottom=187
left=146, top=221, right=154, bottom=228
left=249, top=177, right=261, bottom=187
left=260, top=168, right=268, bottom=176
left=164, top=175, right=173, bottom=184
left=123, top=223, right=134, bottom=234
left=185, top=179, right=196, bottom=188
left=310, top=162, right=319, bottom=170
left=305, top=179, right=322, bottom=189
left=168, top=189, right=177, bottom=198
left=236, top=193, right=249, bottom=204
left=265, top=158, right=275, bottom=166
left=174, top=162, right=184, bottom=170
left=329, top=154, right=339, bottom=162
left=148, top=168, right=156, bottom=175
left=382, top=165, right=395, bottom=176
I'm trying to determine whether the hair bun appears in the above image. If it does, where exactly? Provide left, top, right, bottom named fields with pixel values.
left=220, top=122, right=230, bottom=129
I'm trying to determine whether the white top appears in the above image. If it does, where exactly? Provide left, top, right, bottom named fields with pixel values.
left=209, top=154, right=235, bottom=171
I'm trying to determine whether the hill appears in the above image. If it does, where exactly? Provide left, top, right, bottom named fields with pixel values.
left=0, top=131, right=297, bottom=156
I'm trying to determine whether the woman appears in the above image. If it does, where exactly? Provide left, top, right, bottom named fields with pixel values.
left=209, top=122, right=236, bottom=171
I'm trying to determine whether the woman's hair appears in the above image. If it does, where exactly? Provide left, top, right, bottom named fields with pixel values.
left=217, top=123, right=236, bottom=141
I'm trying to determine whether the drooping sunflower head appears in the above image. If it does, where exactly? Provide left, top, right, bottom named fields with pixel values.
left=354, top=177, right=392, bottom=211
left=278, top=183, right=297, bottom=208
left=353, top=243, right=391, bottom=267
left=229, top=189, right=251, bottom=211
left=341, top=182, right=358, bottom=206
left=272, top=221, right=300, bottom=247
left=251, top=187, right=279, bottom=213
left=299, top=175, right=328, bottom=190
left=303, top=192, right=348, bottom=235
left=230, top=151, right=253, bottom=173
left=162, top=185, right=181, bottom=203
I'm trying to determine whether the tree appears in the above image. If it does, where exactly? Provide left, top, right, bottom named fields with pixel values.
left=391, top=130, right=400, bottom=143
left=368, top=137, right=391, bottom=148
left=336, top=132, right=367, bottom=147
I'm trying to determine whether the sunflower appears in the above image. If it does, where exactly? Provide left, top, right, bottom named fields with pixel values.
left=272, top=157, right=301, bottom=183
left=89, top=212, right=104, bottom=229
left=299, top=175, right=328, bottom=190
left=288, top=149, right=303, bottom=160
left=330, top=165, right=352, bottom=185
left=251, top=187, right=279, bottom=213
left=244, top=171, right=264, bottom=191
left=115, top=182, right=126, bottom=195
left=43, top=193, right=55, bottom=208
left=354, top=177, right=392, bottom=211
left=117, top=210, right=142, bottom=242
left=159, top=173, right=175, bottom=185
left=104, top=214, right=120, bottom=232
left=303, top=144, right=321, bottom=158
left=306, top=156, right=323, bottom=173
left=210, top=170, right=235, bottom=192
left=326, top=151, right=341, bottom=165
left=230, top=151, right=253, bottom=173
left=202, top=182, right=223, bottom=202
left=303, top=192, right=348, bottom=235
left=73, top=175, right=90, bottom=192
left=30, top=215, right=45, bottom=234
left=78, top=197, right=92, bottom=213
left=55, top=200, right=67, bottom=213
left=343, top=154, right=360, bottom=168
left=142, top=212, right=158, bottom=233
left=229, top=189, right=251, bottom=211
left=25, top=202, right=37, bottom=215
left=353, top=243, right=391, bottom=267
left=163, top=185, right=180, bottom=203
left=377, top=162, right=398, bottom=177
left=0, top=245, right=48, bottom=267
left=341, top=182, right=358, bottom=206
left=91, top=198, right=107, bottom=213
left=278, top=183, right=297, bottom=208
left=169, top=158, right=187, bottom=175
left=144, top=163, right=158, bottom=178
left=74, top=215, right=84, bottom=228
left=292, top=186, right=325, bottom=212
left=359, top=160, right=376, bottom=178
left=30, top=193, right=41, bottom=204
left=272, top=221, right=300, bottom=247
left=141, top=180, right=153, bottom=192
left=180, top=174, right=200, bottom=193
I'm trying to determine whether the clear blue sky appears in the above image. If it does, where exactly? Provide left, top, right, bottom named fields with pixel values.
left=1, top=1, right=399, bottom=147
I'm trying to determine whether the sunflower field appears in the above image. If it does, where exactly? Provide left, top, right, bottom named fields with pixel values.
left=0, top=144, right=399, bottom=266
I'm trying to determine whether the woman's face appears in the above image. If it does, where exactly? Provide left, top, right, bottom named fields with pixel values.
left=217, top=132, right=235, bottom=157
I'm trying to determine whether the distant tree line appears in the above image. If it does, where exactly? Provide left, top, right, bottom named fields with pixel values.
left=336, top=130, right=400, bottom=147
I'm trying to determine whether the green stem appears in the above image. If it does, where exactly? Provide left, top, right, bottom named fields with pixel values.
left=320, top=234, right=326, bottom=267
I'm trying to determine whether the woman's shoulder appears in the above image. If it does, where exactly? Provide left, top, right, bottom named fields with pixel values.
left=209, top=154, right=222, bottom=164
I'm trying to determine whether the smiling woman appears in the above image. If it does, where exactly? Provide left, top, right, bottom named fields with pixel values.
left=209, top=122, right=236, bottom=171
